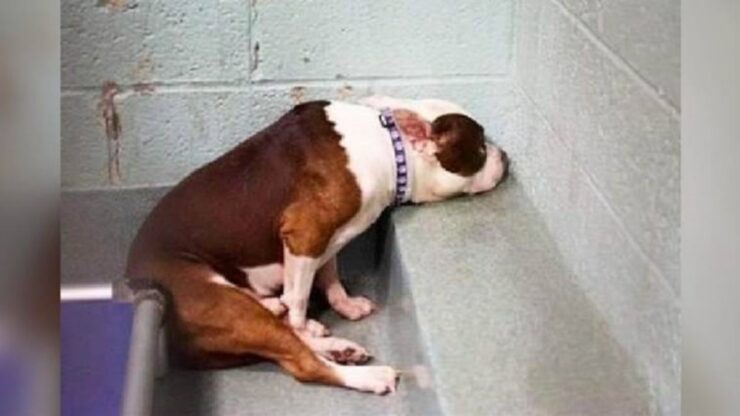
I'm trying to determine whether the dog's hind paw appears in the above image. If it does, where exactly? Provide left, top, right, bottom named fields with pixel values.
left=334, top=365, right=398, bottom=395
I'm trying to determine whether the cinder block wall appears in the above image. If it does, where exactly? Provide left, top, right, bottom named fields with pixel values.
left=62, top=0, right=679, bottom=413
left=61, top=0, right=514, bottom=189
left=498, top=0, right=680, bottom=413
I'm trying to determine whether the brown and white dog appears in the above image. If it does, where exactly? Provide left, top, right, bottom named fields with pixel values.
left=125, top=96, right=509, bottom=394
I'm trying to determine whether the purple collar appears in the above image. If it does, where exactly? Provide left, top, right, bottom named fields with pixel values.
left=379, top=109, right=410, bottom=205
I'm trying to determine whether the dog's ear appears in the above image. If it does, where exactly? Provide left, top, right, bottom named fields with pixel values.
left=391, top=109, right=438, bottom=162
left=430, top=114, right=487, bottom=176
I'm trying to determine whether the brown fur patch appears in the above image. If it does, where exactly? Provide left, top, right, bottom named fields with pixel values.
left=431, top=114, right=487, bottom=176
left=125, top=101, right=361, bottom=376
left=127, top=101, right=359, bottom=279
left=279, top=108, right=362, bottom=257
left=143, top=259, right=340, bottom=385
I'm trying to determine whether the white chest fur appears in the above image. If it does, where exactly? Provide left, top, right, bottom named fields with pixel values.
left=322, top=101, right=397, bottom=261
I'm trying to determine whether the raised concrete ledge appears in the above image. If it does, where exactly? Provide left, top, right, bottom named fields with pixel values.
left=390, top=179, right=654, bottom=415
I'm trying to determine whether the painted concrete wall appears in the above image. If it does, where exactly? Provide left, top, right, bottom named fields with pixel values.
left=61, top=0, right=513, bottom=188
left=497, top=0, right=680, bottom=413
left=62, top=0, right=679, bottom=414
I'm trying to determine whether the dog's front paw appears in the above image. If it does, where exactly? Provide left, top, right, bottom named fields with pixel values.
left=305, top=319, right=331, bottom=337
left=286, top=317, right=330, bottom=337
left=331, top=296, right=376, bottom=321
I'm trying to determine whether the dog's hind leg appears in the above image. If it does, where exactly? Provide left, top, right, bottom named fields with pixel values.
left=203, top=269, right=330, bottom=337
left=153, top=260, right=397, bottom=393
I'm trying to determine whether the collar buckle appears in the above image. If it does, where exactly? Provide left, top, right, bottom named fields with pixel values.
left=379, top=113, right=395, bottom=128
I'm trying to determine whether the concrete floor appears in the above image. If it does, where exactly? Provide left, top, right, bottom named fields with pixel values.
left=392, top=179, right=652, bottom=415
left=62, top=179, right=653, bottom=415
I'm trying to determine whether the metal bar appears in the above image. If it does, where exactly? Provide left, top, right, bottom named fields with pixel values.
left=120, top=287, right=166, bottom=416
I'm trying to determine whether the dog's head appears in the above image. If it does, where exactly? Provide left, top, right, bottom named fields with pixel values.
left=365, top=96, right=509, bottom=203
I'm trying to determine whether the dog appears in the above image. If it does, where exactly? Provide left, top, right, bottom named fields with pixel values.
left=125, top=96, right=509, bottom=394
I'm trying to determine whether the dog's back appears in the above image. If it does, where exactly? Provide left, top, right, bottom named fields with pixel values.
left=126, top=101, right=334, bottom=284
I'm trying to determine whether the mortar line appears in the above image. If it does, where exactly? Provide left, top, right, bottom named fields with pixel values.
left=516, top=84, right=678, bottom=300
left=251, top=74, right=510, bottom=87
left=547, top=0, right=680, bottom=119
left=62, top=183, right=176, bottom=193
left=62, top=82, right=254, bottom=96
left=508, top=0, right=520, bottom=77
left=61, top=74, right=512, bottom=95
left=247, top=0, right=256, bottom=81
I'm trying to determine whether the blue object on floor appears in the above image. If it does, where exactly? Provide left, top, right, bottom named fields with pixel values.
left=61, top=300, right=133, bottom=416
left=0, top=350, right=29, bottom=416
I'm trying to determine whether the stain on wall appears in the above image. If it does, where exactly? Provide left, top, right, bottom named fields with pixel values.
left=289, top=86, right=306, bottom=105
left=336, top=85, right=353, bottom=100
left=62, top=0, right=512, bottom=189
left=98, top=81, right=122, bottom=185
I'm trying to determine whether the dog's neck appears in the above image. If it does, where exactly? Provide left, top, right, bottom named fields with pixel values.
left=378, top=109, right=414, bottom=205
left=384, top=108, right=440, bottom=205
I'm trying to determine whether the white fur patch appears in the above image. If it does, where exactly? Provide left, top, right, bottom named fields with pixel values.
left=208, top=274, right=235, bottom=287
left=470, top=145, right=506, bottom=193
left=241, top=263, right=283, bottom=296
left=207, top=263, right=284, bottom=297
left=327, top=360, right=398, bottom=394
left=281, top=250, right=321, bottom=328
left=323, top=101, right=400, bottom=259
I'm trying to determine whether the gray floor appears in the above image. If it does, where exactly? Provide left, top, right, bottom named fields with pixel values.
left=152, top=223, right=442, bottom=416
left=392, top=180, right=651, bottom=415
left=62, top=179, right=652, bottom=416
